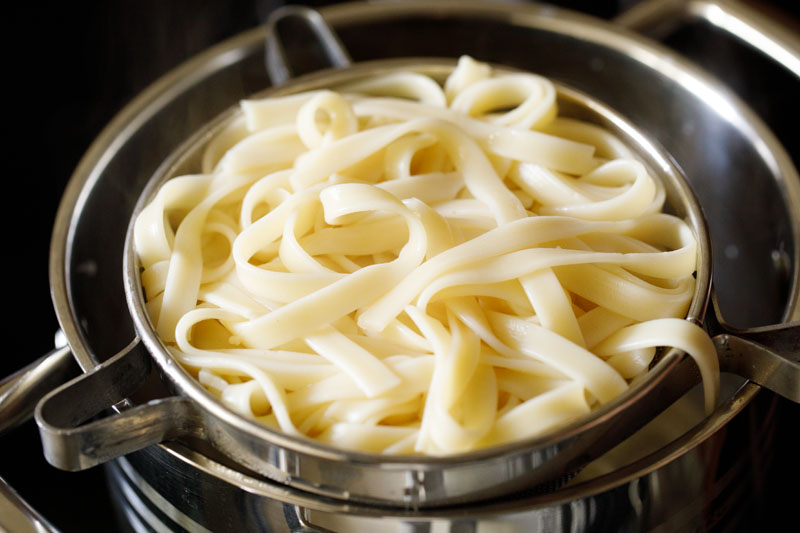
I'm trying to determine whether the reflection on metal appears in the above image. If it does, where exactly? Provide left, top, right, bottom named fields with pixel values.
left=617, top=0, right=800, bottom=95
left=617, top=0, right=800, bottom=81
left=0, top=477, right=58, bottom=533
left=102, top=380, right=773, bottom=532
left=111, top=457, right=213, bottom=533
left=0, top=344, right=75, bottom=436
left=699, top=2, right=800, bottom=75
left=264, top=4, right=352, bottom=85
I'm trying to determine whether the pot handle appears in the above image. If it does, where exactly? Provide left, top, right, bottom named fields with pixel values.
left=0, top=475, right=58, bottom=533
left=0, top=333, right=78, bottom=436
left=616, top=0, right=800, bottom=79
left=34, top=337, right=204, bottom=471
left=264, top=4, right=352, bottom=86
left=706, top=292, right=800, bottom=402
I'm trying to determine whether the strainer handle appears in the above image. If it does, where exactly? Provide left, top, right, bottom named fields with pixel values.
left=707, top=293, right=800, bottom=402
left=34, top=337, right=204, bottom=471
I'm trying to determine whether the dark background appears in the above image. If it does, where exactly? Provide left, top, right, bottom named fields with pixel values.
left=3, top=1, right=798, bottom=531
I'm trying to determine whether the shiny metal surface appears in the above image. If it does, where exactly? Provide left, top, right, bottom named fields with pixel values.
left=50, top=28, right=267, bottom=374
left=615, top=0, right=800, bottom=325
left=616, top=0, right=800, bottom=78
left=265, top=5, right=352, bottom=85
left=34, top=338, right=205, bottom=472
left=0, top=476, right=58, bottom=533
left=711, top=309, right=800, bottom=401
left=0, top=340, right=74, bottom=436
left=103, top=377, right=777, bottom=532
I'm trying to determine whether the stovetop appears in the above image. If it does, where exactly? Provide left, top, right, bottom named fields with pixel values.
left=3, top=1, right=798, bottom=531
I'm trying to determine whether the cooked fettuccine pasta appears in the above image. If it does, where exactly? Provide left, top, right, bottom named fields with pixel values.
left=134, top=56, right=719, bottom=455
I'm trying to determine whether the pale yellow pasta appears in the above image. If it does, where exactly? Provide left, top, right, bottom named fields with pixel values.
left=134, top=56, right=720, bottom=456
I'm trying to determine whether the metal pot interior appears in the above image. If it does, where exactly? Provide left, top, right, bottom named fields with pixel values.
left=50, top=0, right=798, bottom=515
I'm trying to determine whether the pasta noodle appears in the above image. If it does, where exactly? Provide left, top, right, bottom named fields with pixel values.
left=134, top=56, right=720, bottom=456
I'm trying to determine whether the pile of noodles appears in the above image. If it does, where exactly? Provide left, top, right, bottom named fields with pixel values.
left=134, top=56, right=718, bottom=455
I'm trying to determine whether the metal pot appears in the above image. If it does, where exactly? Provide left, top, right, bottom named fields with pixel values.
left=1, top=0, right=798, bottom=531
